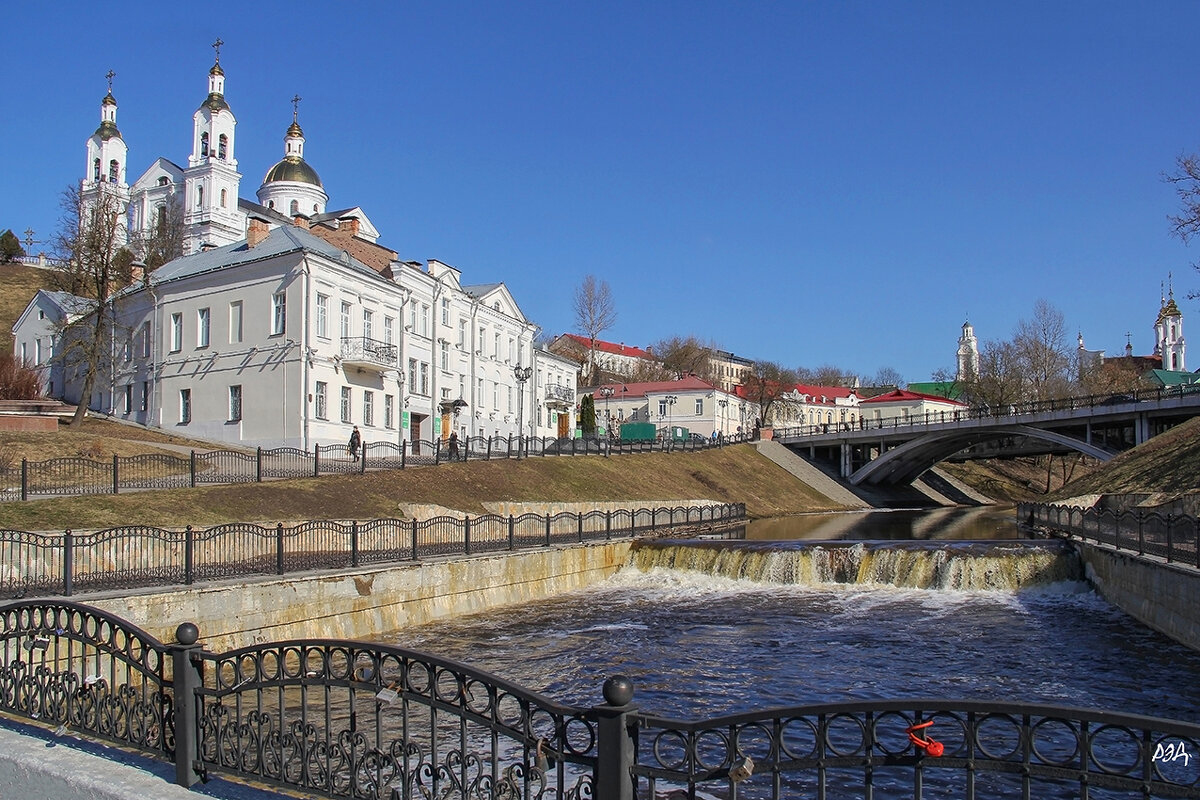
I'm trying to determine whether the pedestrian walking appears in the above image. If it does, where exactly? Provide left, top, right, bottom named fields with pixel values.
left=449, top=431, right=460, bottom=461
left=348, top=425, right=361, bottom=458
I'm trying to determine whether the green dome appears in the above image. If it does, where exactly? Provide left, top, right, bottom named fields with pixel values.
left=263, top=155, right=323, bottom=187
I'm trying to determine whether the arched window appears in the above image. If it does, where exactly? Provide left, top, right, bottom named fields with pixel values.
left=197, top=186, right=204, bottom=208
left=268, top=201, right=275, bottom=210
left=218, top=134, right=228, bottom=160
left=93, top=158, right=101, bottom=181
left=220, top=188, right=227, bottom=207
left=155, top=205, right=167, bottom=235
left=290, top=200, right=299, bottom=215
left=313, top=204, right=319, bottom=212
left=109, top=160, right=119, bottom=182
left=200, top=132, right=209, bottom=157
left=157, top=176, right=169, bottom=186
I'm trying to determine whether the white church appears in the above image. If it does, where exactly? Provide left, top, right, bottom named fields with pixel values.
left=15, top=43, right=579, bottom=450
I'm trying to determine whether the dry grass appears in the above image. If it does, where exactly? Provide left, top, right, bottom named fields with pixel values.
left=0, top=444, right=847, bottom=531
left=0, top=418, right=226, bottom=463
left=0, top=264, right=52, bottom=355
left=1046, top=416, right=1200, bottom=500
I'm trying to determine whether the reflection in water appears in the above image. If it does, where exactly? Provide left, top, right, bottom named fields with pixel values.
left=747, top=505, right=1020, bottom=541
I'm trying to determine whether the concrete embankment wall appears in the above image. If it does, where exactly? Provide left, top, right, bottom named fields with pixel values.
left=1074, top=541, right=1200, bottom=652
left=86, top=541, right=634, bottom=652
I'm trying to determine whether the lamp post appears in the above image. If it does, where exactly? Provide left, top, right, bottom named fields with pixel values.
left=718, top=398, right=728, bottom=438
left=598, top=386, right=614, bottom=438
left=665, top=395, right=678, bottom=444
left=514, top=364, right=532, bottom=457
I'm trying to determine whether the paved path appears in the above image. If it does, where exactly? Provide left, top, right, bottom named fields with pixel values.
left=755, top=440, right=871, bottom=509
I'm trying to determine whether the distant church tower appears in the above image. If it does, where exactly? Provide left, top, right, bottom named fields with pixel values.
left=1155, top=277, right=1186, bottom=371
left=257, top=95, right=328, bottom=217
left=956, top=319, right=979, bottom=381
left=81, top=70, right=130, bottom=249
left=182, top=39, right=246, bottom=254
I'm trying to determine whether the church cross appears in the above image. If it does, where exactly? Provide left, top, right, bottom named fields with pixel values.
left=292, top=94, right=302, bottom=120
left=105, top=70, right=115, bottom=92
left=212, top=37, right=224, bottom=62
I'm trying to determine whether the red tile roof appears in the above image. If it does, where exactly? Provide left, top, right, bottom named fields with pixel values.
left=592, top=375, right=716, bottom=399
left=862, top=389, right=968, bottom=406
left=562, top=333, right=655, bottom=360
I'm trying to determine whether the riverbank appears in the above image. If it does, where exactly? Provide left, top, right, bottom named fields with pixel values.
left=0, top=443, right=848, bottom=530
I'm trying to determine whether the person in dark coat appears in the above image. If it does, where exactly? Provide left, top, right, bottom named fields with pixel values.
left=348, top=426, right=361, bottom=458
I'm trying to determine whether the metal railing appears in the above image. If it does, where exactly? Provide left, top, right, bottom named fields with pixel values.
left=0, top=433, right=754, bottom=501
left=0, top=503, right=747, bottom=598
left=1019, top=502, right=1200, bottom=567
left=340, top=335, right=398, bottom=368
left=773, top=381, right=1200, bottom=440
left=2, top=599, right=1198, bottom=799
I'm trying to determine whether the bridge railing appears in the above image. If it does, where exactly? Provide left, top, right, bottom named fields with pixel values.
left=3, top=600, right=1199, bottom=799
left=774, top=381, right=1200, bottom=440
left=1019, top=502, right=1200, bottom=567
left=0, top=502, right=747, bottom=598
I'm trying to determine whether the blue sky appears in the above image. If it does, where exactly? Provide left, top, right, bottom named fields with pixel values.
left=5, top=2, right=1199, bottom=384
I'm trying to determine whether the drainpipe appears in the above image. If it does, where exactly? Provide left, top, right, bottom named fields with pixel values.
left=301, top=262, right=311, bottom=450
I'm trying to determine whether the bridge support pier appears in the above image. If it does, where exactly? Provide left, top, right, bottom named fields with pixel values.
left=840, top=442, right=852, bottom=478
left=1135, top=413, right=1150, bottom=446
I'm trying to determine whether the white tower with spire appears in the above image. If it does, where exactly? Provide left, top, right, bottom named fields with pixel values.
left=956, top=319, right=979, bottom=381
left=81, top=70, right=130, bottom=249
left=256, top=95, right=328, bottom=218
left=182, top=38, right=246, bottom=254
left=1155, top=276, right=1186, bottom=371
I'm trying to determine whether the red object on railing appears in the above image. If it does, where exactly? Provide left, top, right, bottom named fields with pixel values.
left=906, top=720, right=944, bottom=757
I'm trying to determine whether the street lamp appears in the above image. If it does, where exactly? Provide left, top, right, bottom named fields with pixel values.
left=665, top=395, right=678, bottom=442
left=514, top=364, right=532, bottom=456
left=718, top=398, right=728, bottom=437
left=598, top=386, right=614, bottom=437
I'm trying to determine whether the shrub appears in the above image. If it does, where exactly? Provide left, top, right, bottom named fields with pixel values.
left=0, top=353, right=43, bottom=400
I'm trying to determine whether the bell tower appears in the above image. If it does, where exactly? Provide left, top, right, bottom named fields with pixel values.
left=1155, top=276, right=1186, bottom=371
left=81, top=70, right=130, bottom=249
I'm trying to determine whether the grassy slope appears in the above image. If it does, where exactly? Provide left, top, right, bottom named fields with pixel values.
left=0, top=443, right=846, bottom=531
left=0, top=263, right=52, bottom=355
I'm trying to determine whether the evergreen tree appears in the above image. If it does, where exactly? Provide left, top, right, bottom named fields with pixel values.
left=0, top=230, right=25, bottom=263
left=580, top=395, right=596, bottom=436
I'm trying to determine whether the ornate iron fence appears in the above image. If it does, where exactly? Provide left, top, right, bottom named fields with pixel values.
left=7, top=433, right=754, bottom=501
left=1019, top=502, right=1200, bottom=568
left=1, top=600, right=1198, bottom=799
left=0, top=503, right=746, bottom=598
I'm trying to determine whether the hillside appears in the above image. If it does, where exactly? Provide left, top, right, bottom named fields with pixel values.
left=0, top=263, right=52, bottom=354
left=1046, top=415, right=1200, bottom=501
left=0, top=441, right=847, bottom=531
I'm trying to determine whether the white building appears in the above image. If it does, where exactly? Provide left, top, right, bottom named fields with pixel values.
left=590, top=376, right=752, bottom=438
left=860, top=389, right=969, bottom=425
left=18, top=47, right=575, bottom=449
left=767, top=383, right=862, bottom=430
left=12, top=291, right=97, bottom=398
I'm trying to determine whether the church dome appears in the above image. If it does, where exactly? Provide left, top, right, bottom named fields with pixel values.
left=263, top=155, right=323, bottom=187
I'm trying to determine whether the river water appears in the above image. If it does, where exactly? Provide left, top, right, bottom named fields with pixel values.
left=393, top=510, right=1200, bottom=724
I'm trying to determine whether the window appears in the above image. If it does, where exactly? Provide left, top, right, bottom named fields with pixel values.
left=478, top=326, right=486, bottom=353
left=408, top=359, right=417, bottom=391
left=122, top=385, right=132, bottom=414
left=180, top=389, right=191, bottom=424
left=419, top=362, right=429, bottom=395
left=170, top=313, right=183, bottom=353
left=196, top=185, right=203, bottom=208
left=123, top=335, right=132, bottom=363
left=218, top=133, right=228, bottom=159
left=271, top=292, right=286, bottom=336
left=315, top=382, right=328, bottom=419
left=200, top=132, right=209, bottom=156
left=220, top=188, right=227, bottom=208
left=440, top=340, right=449, bottom=370
left=384, top=316, right=394, bottom=346
left=507, top=386, right=513, bottom=413
left=141, top=381, right=149, bottom=412
left=340, top=301, right=351, bottom=339
left=93, top=158, right=101, bottom=181
left=419, top=304, right=429, bottom=337
left=659, top=400, right=667, bottom=416
left=695, top=398, right=703, bottom=415
left=384, top=395, right=394, bottom=428
left=457, top=319, right=466, bottom=347
left=290, top=199, right=299, bottom=215
left=408, top=300, right=416, bottom=330
left=494, top=332, right=500, bottom=359
left=363, top=309, right=374, bottom=340
left=197, top=308, right=210, bottom=348
left=229, top=385, right=242, bottom=421
left=493, top=381, right=498, bottom=410
left=157, top=176, right=169, bottom=187
left=363, top=391, right=374, bottom=426
left=108, top=160, right=119, bottom=182
left=316, top=294, right=329, bottom=339
left=441, top=298, right=450, bottom=325
left=340, top=387, right=352, bottom=423
left=141, top=321, right=152, bottom=357
left=229, top=301, right=243, bottom=343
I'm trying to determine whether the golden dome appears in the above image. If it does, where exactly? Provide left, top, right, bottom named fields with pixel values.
left=263, top=155, right=323, bottom=187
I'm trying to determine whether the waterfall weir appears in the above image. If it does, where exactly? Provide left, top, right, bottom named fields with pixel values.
left=628, top=539, right=1081, bottom=590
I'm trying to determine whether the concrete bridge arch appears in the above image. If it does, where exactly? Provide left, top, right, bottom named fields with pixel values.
left=849, top=425, right=1115, bottom=487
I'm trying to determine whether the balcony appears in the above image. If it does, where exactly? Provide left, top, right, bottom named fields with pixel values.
left=341, top=336, right=398, bottom=373
left=545, top=384, right=575, bottom=407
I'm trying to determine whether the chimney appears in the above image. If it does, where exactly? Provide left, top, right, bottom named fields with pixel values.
left=344, top=217, right=360, bottom=236
left=247, top=219, right=270, bottom=248
left=292, top=214, right=310, bottom=229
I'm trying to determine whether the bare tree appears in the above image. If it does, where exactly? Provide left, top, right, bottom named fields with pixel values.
left=129, top=193, right=186, bottom=272
left=796, top=364, right=853, bottom=387
left=51, top=184, right=129, bottom=424
left=865, top=365, right=905, bottom=389
left=969, top=339, right=1026, bottom=410
left=741, top=360, right=798, bottom=428
left=572, top=274, right=616, bottom=385
left=1164, top=153, right=1200, bottom=295
left=1013, top=300, right=1072, bottom=400
left=650, top=335, right=718, bottom=381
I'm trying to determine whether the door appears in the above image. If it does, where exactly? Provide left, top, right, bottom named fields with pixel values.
left=557, top=412, right=570, bottom=438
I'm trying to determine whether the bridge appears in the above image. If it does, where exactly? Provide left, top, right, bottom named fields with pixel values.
left=771, top=384, right=1200, bottom=487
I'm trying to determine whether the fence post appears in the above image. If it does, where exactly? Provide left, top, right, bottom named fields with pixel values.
left=507, top=434, right=513, bottom=459
left=593, top=677, right=636, bottom=800
left=361, top=444, right=367, bottom=473
left=169, top=622, right=204, bottom=788
left=1167, top=514, right=1174, bottom=563
left=351, top=520, right=360, bottom=568
left=606, top=510, right=612, bottom=541
left=20, top=459, right=27, bottom=501
left=1138, top=510, right=1145, bottom=556
left=62, top=530, right=73, bottom=597
left=578, top=512, right=584, bottom=543
left=257, top=447, right=263, bottom=483
left=276, top=522, right=285, bottom=574
left=411, top=518, right=418, bottom=560
left=184, top=525, right=194, bottom=585
left=487, top=436, right=493, bottom=460
left=314, top=446, right=320, bottom=478
left=190, top=451, right=197, bottom=487
left=464, top=516, right=471, bottom=556
left=435, top=439, right=442, bottom=466
left=112, top=453, right=119, bottom=495
left=401, top=440, right=407, bottom=470
left=545, top=515, right=551, bottom=547
left=464, top=436, right=470, bottom=463
left=508, top=515, right=515, bottom=550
